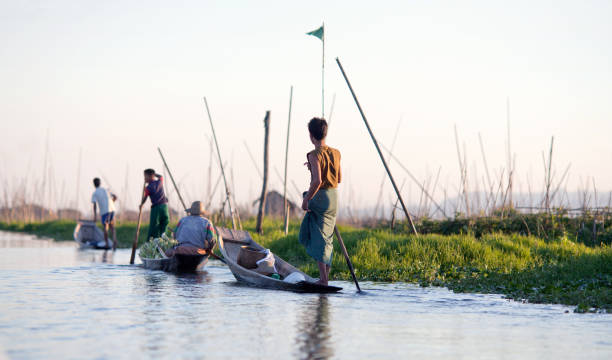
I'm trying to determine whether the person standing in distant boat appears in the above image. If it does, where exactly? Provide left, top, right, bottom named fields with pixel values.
left=298, top=118, right=341, bottom=286
left=140, top=169, right=170, bottom=241
left=91, top=177, right=117, bottom=249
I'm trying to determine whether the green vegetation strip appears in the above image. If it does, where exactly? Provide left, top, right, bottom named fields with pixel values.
left=1, top=219, right=610, bottom=312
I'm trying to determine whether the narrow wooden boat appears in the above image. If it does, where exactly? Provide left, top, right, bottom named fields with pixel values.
left=217, top=227, right=342, bottom=293
left=73, top=220, right=112, bottom=250
left=139, top=253, right=208, bottom=273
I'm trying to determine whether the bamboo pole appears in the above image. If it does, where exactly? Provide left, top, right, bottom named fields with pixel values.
left=374, top=119, right=401, bottom=219
left=203, top=97, right=237, bottom=230
left=335, top=57, right=418, bottom=235
left=327, top=93, right=336, bottom=127
left=283, top=86, right=293, bottom=234
left=454, top=125, right=470, bottom=217
left=121, top=164, right=129, bottom=222
left=130, top=182, right=146, bottom=264
left=256, top=111, right=271, bottom=234
left=506, top=97, right=513, bottom=208
left=74, top=148, right=82, bottom=220
left=334, top=226, right=361, bottom=292
left=157, top=147, right=188, bottom=213
left=243, top=140, right=263, bottom=179
left=380, top=143, right=448, bottom=219
left=544, top=136, right=554, bottom=212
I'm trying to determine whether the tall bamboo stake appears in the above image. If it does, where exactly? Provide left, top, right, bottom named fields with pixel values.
left=506, top=97, right=514, bottom=209
left=74, top=148, right=82, bottom=219
left=243, top=140, right=264, bottom=179
left=121, top=164, right=129, bottom=222
left=283, top=86, right=293, bottom=234
left=374, top=119, right=401, bottom=219
left=380, top=143, right=448, bottom=219
left=335, top=57, right=418, bottom=235
left=544, top=136, right=554, bottom=212
left=454, top=125, right=470, bottom=216
left=207, top=136, right=213, bottom=204
left=256, top=111, right=271, bottom=234
left=327, top=93, right=336, bottom=127
left=203, top=97, right=237, bottom=230
left=157, top=147, right=188, bottom=212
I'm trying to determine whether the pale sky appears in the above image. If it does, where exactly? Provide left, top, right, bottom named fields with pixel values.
left=1, top=0, right=611, bottom=216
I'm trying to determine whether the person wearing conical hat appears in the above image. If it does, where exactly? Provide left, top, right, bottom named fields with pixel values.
left=165, top=201, right=216, bottom=256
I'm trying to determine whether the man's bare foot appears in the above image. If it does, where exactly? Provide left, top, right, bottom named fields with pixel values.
left=316, top=280, right=328, bottom=286
left=112, top=240, right=117, bottom=251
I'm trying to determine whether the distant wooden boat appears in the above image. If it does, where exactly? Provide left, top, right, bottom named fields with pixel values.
left=73, top=220, right=112, bottom=250
left=217, top=227, right=342, bottom=293
left=139, top=253, right=209, bottom=272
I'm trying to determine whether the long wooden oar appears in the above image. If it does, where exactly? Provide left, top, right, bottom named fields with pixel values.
left=333, top=226, right=361, bottom=292
left=130, top=182, right=146, bottom=264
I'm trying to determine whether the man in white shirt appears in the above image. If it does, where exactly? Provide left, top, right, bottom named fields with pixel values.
left=91, top=177, right=117, bottom=249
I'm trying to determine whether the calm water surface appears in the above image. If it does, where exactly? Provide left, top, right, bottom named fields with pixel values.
left=0, top=231, right=611, bottom=360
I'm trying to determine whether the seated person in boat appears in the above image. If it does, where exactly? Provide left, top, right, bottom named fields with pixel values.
left=166, top=201, right=216, bottom=256
left=298, top=117, right=341, bottom=286
left=91, top=177, right=117, bottom=249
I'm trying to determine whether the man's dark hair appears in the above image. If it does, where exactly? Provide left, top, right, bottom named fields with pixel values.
left=308, top=117, right=328, bottom=141
left=144, top=169, right=156, bottom=176
left=93, top=178, right=101, bottom=187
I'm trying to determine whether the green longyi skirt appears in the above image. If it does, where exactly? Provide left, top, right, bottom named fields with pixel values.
left=298, top=187, right=337, bottom=265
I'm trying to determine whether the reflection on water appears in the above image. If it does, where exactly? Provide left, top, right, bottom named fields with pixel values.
left=296, top=295, right=333, bottom=360
left=76, top=249, right=115, bottom=264
left=0, top=231, right=611, bottom=360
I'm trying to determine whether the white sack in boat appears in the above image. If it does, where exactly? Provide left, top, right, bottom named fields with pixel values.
left=254, top=249, right=277, bottom=275
left=283, top=272, right=306, bottom=284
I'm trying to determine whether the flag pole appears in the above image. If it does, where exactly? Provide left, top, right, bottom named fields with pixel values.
left=322, top=22, right=325, bottom=118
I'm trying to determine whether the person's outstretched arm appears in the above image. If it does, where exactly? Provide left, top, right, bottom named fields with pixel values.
left=302, top=153, right=322, bottom=211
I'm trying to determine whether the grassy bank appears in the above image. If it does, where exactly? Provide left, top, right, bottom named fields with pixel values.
left=1, top=219, right=610, bottom=312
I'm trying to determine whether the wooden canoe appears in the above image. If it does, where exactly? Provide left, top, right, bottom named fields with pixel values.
left=139, top=253, right=209, bottom=272
left=217, top=227, right=342, bottom=293
left=73, top=220, right=112, bottom=250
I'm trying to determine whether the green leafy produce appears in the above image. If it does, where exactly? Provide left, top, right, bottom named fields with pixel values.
left=138, top=237, right=178, bottom=259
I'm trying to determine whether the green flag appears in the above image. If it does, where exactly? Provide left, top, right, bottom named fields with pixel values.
left=306, top=25, right=324, bottom=41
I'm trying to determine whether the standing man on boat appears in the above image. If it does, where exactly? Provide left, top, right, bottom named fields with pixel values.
left=299, top=118, right=341, bottom=286
left=140, top=169, right=169, bottom=241
left=91, top=177, right=117, bottom=249
left=165, top=201, right=216, bottom=256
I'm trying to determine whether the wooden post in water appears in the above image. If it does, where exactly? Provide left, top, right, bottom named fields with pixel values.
left=335, top=57, right=418, bottom=235
left=256, top=111, right=271, bottom=234
left=283, top=86, right=293, bottom=234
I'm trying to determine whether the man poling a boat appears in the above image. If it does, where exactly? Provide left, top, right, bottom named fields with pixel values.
left=91, top=177, right=117, bottom=250
left=139, top=169, right=169, bottom=241
left=165, top=201, right=216, bottom=256
left=299, top=117, right=342, bottom=286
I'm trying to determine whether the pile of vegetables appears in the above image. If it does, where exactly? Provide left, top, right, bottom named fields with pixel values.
left=138, top=236, right=178, bottom=259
